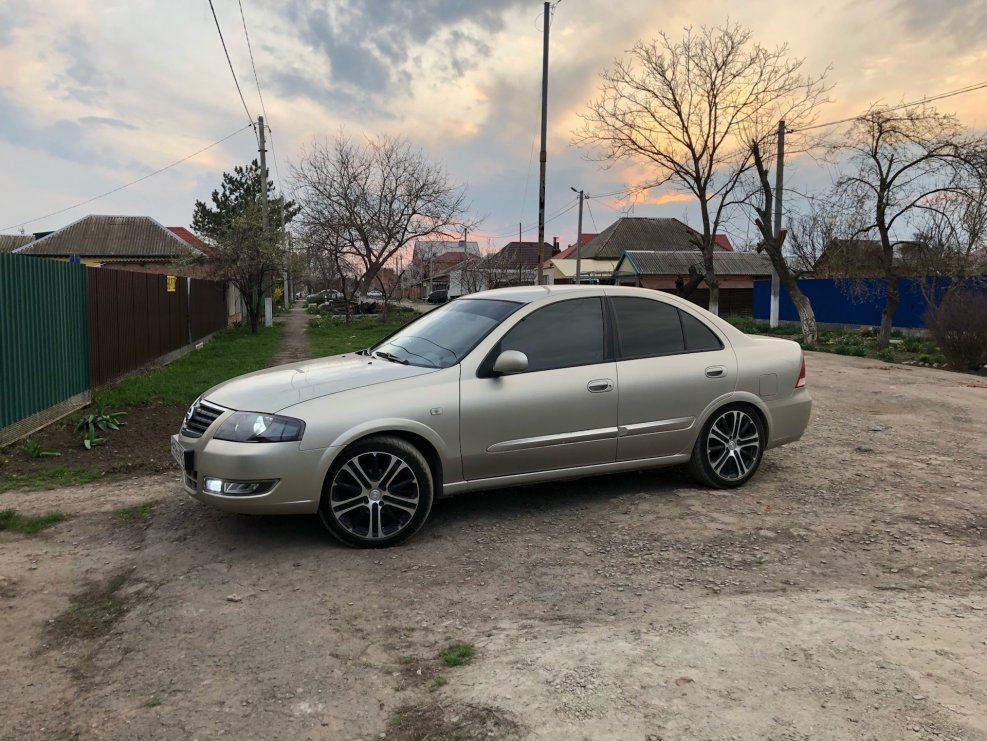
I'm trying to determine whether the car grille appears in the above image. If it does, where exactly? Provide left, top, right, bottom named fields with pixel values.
left=181, top=400, right=226, bottom=438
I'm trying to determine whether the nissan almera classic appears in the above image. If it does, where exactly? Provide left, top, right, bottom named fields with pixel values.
left=172, top=285, right=811, bottom=548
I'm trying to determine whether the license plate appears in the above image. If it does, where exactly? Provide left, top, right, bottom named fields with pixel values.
left=171, top=435, right=192, bottom=473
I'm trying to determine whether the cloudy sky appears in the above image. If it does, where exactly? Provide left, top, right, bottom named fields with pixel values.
left=2, top=0, right=985, bottom=251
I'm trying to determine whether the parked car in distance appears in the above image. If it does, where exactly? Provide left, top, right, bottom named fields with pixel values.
left=367, top=289, right=383, bottom=299
left=172, top=286, right=811, bottom=548
left=427, top=289, right=448, bottom=304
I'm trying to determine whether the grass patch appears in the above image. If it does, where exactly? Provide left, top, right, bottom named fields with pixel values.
left=722, top=316, right=947, bottom=365
left=307, top=319, right=406, bottom=358
left=96, top=325, right=281, bottom=407
left=439, top=642, right=475, bottom=667
left=112, top=502, right=156, bottom=524
left=0, top=468, right=101, bottom=494
left=48, top=573, right=130, bottom=643
left=430, top=676, right=448, bottom=691
left=0, top=508, right=67, bottom=534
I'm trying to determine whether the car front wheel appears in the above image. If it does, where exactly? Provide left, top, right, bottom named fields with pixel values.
left=689, top=404, right=765, bottom=488
left=319, top=436, right=434, bottom=548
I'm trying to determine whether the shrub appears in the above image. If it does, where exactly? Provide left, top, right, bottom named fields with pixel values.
left=877, top=347, right=895, bottom=363
left=902, top=336, right=923, bottom=353
left=925, top=290, right=987, bottom=371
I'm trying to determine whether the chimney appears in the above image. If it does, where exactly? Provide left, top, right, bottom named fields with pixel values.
left=552, top=236, right=560, bottom=256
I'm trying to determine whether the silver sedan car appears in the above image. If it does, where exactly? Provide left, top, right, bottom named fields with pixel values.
left=172, top=286, right=810, bottom=547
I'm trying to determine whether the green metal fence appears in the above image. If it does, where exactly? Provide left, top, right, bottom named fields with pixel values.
left=0, top=252, right=90, bottom=429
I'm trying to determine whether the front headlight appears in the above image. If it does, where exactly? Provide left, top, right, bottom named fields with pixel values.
left=213, top=412, right=305, bottom=443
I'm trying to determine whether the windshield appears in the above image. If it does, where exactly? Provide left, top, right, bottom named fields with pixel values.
left=372, top=299, right=520, bottom=368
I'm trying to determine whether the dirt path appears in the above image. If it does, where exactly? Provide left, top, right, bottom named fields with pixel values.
left=267, top=303, right=311, bottom=366
left=1, top=353, right=985, bottom=740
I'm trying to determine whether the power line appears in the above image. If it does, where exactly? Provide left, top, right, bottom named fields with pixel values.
left=585, top=198, right=599, bottom=232
left=1, top=125, right=254, bottom=232
left=792, top=80, right=987, bottom=133
left=486, top=197, right=579, bottom=240
left=237, top=0, right=268, bottom=122
left=208, top=0, right=255, bottom=129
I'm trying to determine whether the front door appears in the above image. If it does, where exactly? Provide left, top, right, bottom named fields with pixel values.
left=459, top=297, right=618, bottom=481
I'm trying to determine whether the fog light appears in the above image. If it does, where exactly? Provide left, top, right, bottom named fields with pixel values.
left=202, top=478, right=278, bottom=496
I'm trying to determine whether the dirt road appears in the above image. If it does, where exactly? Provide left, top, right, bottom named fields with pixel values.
left=2, top=352, right=985, bottom=740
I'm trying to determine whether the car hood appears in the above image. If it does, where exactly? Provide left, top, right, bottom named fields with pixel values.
left=203, top=354, right=439, bottom=413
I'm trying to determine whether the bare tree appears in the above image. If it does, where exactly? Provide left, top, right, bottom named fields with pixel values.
left=832, top=104, right=983, bottom=348
left=576, top=21, right=829, bottom=313
left=749, top=141, right=818, bottom=342
left=291, top=133, right=476, bottom=301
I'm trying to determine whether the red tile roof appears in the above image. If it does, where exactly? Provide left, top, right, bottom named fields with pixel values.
left=713, top=234, right=734, bottom=252
left=433, top=250, right=468, bottom=264
left=168, top=226, right=214, bottom=256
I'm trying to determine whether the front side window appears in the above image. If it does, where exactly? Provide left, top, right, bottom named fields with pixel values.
left=373, top=299, right=520, bottom=368
left=500, top=297, right=605, bottom=372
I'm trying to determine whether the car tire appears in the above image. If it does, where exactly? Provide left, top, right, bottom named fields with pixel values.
left=318, top=436, right=434, bottom=548
left=689, top=404, right=765, bottom=489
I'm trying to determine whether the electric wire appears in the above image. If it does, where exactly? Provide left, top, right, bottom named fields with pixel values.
left=208, top=0, right=255, bottom=130
left=1, top=125, right=254, bottom=232
left=237, top=0, right=268, bottom=123
left=792, top=80, right=987, bottom=133
left=485, top=197, right=579, bottom=240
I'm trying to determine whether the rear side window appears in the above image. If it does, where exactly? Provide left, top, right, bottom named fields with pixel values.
left=681, top=311, right=723, bottom=352
left=501, top=297, right=605, bottom=372
left=612, top=297, right=684, bottom=357
left=612, top=297, right=723, bottom=358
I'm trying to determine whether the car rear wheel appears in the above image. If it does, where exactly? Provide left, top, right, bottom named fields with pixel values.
left=319, top=436, right=434, bottom=548
left=689, top=404, right=765, bottom=489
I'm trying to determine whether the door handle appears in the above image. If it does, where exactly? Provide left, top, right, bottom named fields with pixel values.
left=587, top=379, right=614, bottom=393
left=705, top=366, right=726, bottom=378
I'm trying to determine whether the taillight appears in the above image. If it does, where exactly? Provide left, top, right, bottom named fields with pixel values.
left=795, top=353, right=806, bottom=389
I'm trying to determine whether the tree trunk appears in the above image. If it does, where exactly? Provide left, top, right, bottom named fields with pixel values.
left=767, top=245, right=819, bottom=344
left=877, top=276, right=898, bottom=349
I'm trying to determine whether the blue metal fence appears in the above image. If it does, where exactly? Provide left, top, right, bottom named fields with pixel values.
left=751, top=277, right=984, bottom=328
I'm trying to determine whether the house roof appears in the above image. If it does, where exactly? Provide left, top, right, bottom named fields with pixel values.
left=544, top=234, right=600, bottom=265
left=579, top=217, right=728, bottom=259
left=713, top=234, right=734, bottom=252
left=433, top=250, right=468, bottom=265
left=167, top=226, right=214, bottom=257
left=488, top=241, right=545, bottom=270
left=615, top=250, right=772, bottom=277
left=412, top=239, right=480, bottom=262
left=0, top=234, right=35, bottom=253
left=15, top=215, right=205, bottom=258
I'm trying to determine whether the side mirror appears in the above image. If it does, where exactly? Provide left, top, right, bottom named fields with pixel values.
left=492, top=350, right=528, bottom=375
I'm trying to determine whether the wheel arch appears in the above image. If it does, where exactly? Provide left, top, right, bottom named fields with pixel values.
left=322, top=424, right=446, bottom=494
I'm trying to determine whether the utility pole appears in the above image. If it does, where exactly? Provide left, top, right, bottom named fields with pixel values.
left=535, top=0, right=550, bottom=285
left=258, top=115, right=273, bottom=326
left=571, top=187, right=584, bottom=285
left=770, top=119, right=785, bottom=328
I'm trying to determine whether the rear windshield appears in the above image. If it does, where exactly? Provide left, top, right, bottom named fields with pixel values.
left=373, top=299, right=520, bottom=368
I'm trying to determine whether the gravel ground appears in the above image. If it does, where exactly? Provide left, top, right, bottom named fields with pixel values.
left=1, top=352, right=985, bottom=741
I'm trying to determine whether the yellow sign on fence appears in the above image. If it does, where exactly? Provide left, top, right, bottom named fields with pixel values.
left=166, top=275, right=177, bottom=292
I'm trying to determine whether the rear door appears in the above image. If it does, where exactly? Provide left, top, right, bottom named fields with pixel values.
left=610, top=296, right=737, bottom=460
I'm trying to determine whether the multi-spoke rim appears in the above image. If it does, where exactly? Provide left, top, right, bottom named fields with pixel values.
left=328, top=451, right=420, bottom=540
left=705, top=409, right=761, bottom=482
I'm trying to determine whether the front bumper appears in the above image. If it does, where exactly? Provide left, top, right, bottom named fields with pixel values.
left=172, top=433, right=333, bottom=514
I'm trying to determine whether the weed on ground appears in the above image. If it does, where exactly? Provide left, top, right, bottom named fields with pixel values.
left=0, top=509, right=67, bottom=534
left=0, top=468, right=101, bottom=494
left=111, top=502, right=156, bottom=524
left=440, top=642, right=475, bottom=667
